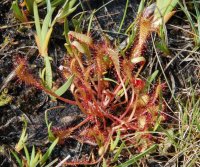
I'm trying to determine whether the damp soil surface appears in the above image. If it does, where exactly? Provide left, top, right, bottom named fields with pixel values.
left=0, top=0, right=199, bottom=166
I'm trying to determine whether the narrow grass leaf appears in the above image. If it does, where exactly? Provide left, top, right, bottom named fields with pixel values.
left=24, top=145, right=30, bottom=165
left=43, top=27, right=53, bottom=56
left=55, top=75, right=74, bottom=96
left=30, top=146, right=36, bottom=166
left=144, top=70, right=159, bottom=92
left=51, top=0, right=65, bottom=7
left=25, top=0, right=34, bottom=13
left=102, top=158, right=107, bottom=167
left=110, top=129, right=121, bottom=151
left=34, top=2, right=42, bottom=42
left=137, top=0, right=146, bottom=14
left=11, top=151, right=23, bottom=167
left=112, top=142, right=125, bottom=162
left=40, top=138, right=59, bottom=165
left=11, top=1, right=26, bottom=22
left=32, top=152, right=40, bottom=167
left=116, top=145, right=157, bottom=167
left=118, top=0, right=129, bottom=33
left=56, top=0, right=78, bottom=21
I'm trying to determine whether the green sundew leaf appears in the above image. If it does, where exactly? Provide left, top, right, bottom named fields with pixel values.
left=33, top=2, right=42, bottom=42
left=11, top=1, right=26, bottom=22
left=144, top=70, right=159, bottom=92
left=40, top=138, right=59, bottom=165
left=112, top=141, right=125, bottom=163
left=24, top=145, right=30, bottom=165
left=41, top=8, right=55, bottom=43
left=110, top=130, right=121, bottom=151
left=11, top=151, right=23, bottom=167
left=116, top=145, right=157, bottom=167
left=44, top=56, right=53, bottom=89
left=154, top=0, right=178, bottom=21
left=55, top=75, right=74, bottom=96
left=25, top=0, right=34, bottom=13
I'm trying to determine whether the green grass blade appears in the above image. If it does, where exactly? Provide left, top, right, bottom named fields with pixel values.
left=30, top=146, right=36, bottom=166
left=24, top=145, right=30, bottom=165
left=33, top=2, right=42, bottom=42
left=56, top=0, right=78, bottom=21
left=51, top=0, right=65, bottom=7
left=110, top=130, right=121, bottom=151
left=112, top=142, right=125, bottom=162
left=11, top=1, right=26, bottom=22
left=40, top=138, right=59, bottom=165
left=41, top=8, right=55, bottom=43
left=45, top=110, right=56, bottom=142
left=193, top=0, right=200, bottom=44
left=118, top=0, right=129, bottom=33
left=137, top=0, right=146, bottom=14
left=25, top=0, right=34, bottom=13
left=116, top=145, right=157, bottom=167
left=154, top=0, right=178, bottom=20
left=11, top=151, right=23, bottom=167
left=144, top=70, right=159, bottom=92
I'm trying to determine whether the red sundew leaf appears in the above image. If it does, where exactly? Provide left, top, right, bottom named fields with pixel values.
left=15, top=58, right=41, bottom=88
left=133, top=78, right=145, bottom=89
left=107, top=48, right=128, bottom=101
left=68, top=31, right=93, bottom=46
left=15, top=58, right=76, bottom=105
